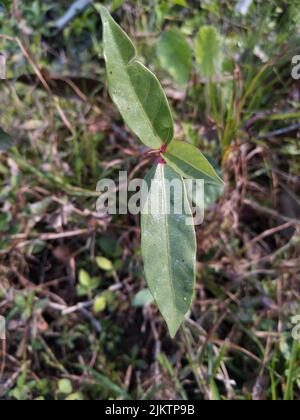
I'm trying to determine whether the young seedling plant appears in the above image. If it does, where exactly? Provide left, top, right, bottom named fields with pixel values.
left=99, top=7, right=223, bottom=337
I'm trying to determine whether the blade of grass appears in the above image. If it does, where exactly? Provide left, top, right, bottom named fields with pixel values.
left=283, top=340, right=298, bottom=401
left=157, top=353, right=188, bottom=400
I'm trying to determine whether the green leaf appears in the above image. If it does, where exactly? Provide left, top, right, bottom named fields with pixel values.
left=99, top=6, right=174, bottom=149
left=94, top=295, right=107, bottom=313
left=132, top=289, right=154, bottom=308
left=162, top=140, right=224, bottom=185
left=195, top=26, right=223, bottom=77
left=141, top=164, right=196, bottom=337
left=96, top=256, right=113, bottom=271
left=157, top=29, right=192, bottom=85
left=0, top=127, right=13, bottom=151
left=65, top=392, right=84, bottom=401
left=58, top=379, right=73, bottom=395
left=79, top=269, right=91, bottom=287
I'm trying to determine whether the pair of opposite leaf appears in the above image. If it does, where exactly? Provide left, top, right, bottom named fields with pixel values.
left=99, top=6, right=223, bottom=337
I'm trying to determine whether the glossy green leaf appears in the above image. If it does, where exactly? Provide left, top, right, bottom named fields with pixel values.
left=157, top=29, right=192, bottom=85
left=100, top=6, right=174, bottom=149
left=141, top=164, right=196, bottom=337
left=0, top=127, right=13, bottom=151
left=162, top=140, right=224, bottom=185
left=195, top=26, right=223, bottom=77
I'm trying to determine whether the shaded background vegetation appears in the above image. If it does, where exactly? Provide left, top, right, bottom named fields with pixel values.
left=0, top=0, right=300, bottom=400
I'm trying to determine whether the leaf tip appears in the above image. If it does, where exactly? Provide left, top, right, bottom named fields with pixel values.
left=167, top=320, right=182, bottom=339
left=215, top=176, right=225, bottom=187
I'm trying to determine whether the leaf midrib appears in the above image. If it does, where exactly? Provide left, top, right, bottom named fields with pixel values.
left=165, top=149, right=223, bottom=184
left=160, top=165, right=177, bottom=321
